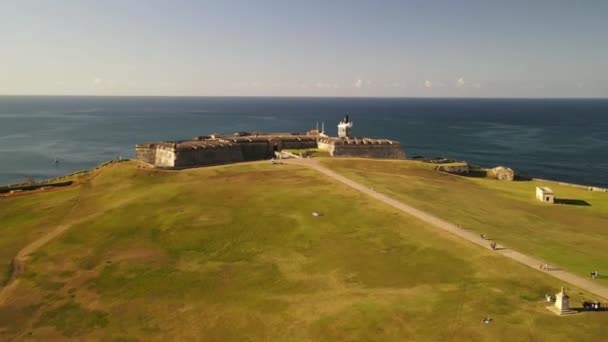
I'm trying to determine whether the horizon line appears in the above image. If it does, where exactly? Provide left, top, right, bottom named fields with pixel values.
left=1, top=94, right=607, bottom=100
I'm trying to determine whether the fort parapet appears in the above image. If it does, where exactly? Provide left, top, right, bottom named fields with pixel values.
left=317, top=137, right=405, bottom=159
left=135, top=116, right=406, bottom=168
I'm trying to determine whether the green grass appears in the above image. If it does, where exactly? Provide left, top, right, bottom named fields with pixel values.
left=0, top=161, right=606, bottom=341
left=320, top=158, right=608, bottom=285
left=36, top=301, right=108, bottom=336
left=283, top=148, right=330, bottom=157
left=0, top=189, right=81, bottom=285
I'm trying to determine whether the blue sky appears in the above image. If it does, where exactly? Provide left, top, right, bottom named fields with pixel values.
left=1, top=0, right=607, bottom=97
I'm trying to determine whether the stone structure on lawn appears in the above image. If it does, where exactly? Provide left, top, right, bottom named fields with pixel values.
left=547, top=287, right=577, bottom=315
left=135, top=115, right=406, bottom=168
left=536, top=186, right=555, bottom=203
left=434, top=163, right=470, bottom=174
left=490, top=166, right=515, bottom=181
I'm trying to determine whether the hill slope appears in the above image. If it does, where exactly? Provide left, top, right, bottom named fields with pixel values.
left=0, top=161, right=606, bottom=341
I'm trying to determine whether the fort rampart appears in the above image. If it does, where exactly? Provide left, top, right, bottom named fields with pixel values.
left=318, top=138, right=405, bottom=159
left=135, top=134, right=321, bottom=169
left=135, top=124, right=406, bottom=169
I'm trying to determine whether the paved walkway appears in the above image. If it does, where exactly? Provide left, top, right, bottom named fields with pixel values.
left=288, top=158, right=608, bottom=300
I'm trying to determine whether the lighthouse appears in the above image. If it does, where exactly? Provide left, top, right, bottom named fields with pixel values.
left=337, top=115, right=353, bottom=138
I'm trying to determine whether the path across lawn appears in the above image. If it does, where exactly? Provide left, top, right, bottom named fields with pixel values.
left=288, top=158, right=608, bottom=300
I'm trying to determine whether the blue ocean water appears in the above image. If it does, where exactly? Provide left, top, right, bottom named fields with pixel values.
left=0, top=96, right=607, bottom=187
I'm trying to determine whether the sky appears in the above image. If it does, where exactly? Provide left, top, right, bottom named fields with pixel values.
left=0, top=0, right=607, bottom=97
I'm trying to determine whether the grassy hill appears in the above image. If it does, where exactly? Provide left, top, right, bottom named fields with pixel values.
left=0, top=161, right=606, bottom=341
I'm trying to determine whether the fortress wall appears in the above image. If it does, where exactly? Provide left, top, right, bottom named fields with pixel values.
left=155, top=147, right=177, bottom=168
left=135, top=129, right=408, bottom=168
left=174, top=145, right=245, bottom=168
left=135, top=145, right=157, bottom=165
left=239, top=142, right=273, bottom=161
left=317, top=141, right=336, bottom=155
left=280, top=139, right=319, bottom=150
left=332, top=144, right=406, bottom=159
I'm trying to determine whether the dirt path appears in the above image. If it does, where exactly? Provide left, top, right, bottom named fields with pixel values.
left=288, top=158, right=608, bottom=300
left=0, top=215, right=97, bottom=306
left=0, top=159, right=282, bottom=306
left=0, top=180, right=141, bottom=306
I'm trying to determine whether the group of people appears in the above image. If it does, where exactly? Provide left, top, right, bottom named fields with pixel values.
left=590, top=271, right=600, bottom=279
left=477, top=232, right=496, bottom=249
left=539, top=264, right=551, bottom=271
left=582, top=301, right=603, bottom=311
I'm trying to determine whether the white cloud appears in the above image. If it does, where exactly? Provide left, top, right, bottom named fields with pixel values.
left=55, top=81, right=66, bottom=86
left=316, top=82, right=340, bottom=89
left=576, top=82, right=584, bottom=89
left=92, top=77, right=116, bottom=87
left=354, top=79, right=363, bottom=88
left=231, top=81, right=249, bottom=88
left=472, top=83, right=481, bottom=89
left=424, top=80, right=432, bottom=88
left=456, top=77, right=465, bottom=87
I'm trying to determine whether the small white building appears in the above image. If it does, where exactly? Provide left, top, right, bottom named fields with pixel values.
left=536, top=186, right=555, bottom=203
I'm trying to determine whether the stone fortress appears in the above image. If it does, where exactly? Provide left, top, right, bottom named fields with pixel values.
left=135, top=115, right=406, bottom=168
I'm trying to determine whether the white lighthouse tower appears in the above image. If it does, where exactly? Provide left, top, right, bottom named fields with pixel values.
left=338, top=115, right=353, bottom=138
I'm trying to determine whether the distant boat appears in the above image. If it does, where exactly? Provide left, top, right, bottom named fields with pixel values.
left=53, top=157, right=59, bottom=165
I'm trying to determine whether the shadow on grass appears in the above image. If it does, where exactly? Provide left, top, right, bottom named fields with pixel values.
left=514, top=175, right=533, bottom=181
left=572, top=305, right=608, bottom=312
left=555, top=198, right=591, bottom=206
left=462, top=170, right=488, bottom=178
left=2, top=262, right=12, bottom=286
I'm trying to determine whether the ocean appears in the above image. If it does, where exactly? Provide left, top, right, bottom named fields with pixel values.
left=0, top=96, right=607, bottom=187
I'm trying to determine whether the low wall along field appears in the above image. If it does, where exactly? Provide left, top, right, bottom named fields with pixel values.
left=332, top=144, right=406, bottom=159
left=175, top=145, right=244, bottom=168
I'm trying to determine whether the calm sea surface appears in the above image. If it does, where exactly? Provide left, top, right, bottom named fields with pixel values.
left=1, top=96, right=607, bottom=187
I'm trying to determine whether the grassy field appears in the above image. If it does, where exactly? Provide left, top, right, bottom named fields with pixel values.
left=0, top=189, right=81, bottom=286
left=0, top=161, right=606, bottom=341
left=321, top=158, right=608, bottom=286
left=283, top=148, right=330, bottom=157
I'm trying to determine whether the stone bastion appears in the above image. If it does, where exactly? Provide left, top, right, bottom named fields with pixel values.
left=135, top=124, right=406, bottom=169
